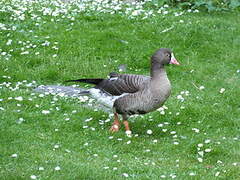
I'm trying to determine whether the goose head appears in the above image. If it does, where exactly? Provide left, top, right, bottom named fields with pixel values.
left=151, top=48, right=180, bottom=66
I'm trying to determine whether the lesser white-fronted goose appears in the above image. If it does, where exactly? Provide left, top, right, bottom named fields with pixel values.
left=66, top=48, right=180, bottom=135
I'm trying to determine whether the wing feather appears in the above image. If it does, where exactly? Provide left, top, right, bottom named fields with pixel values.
left=96, top=73, right=150, bottom=96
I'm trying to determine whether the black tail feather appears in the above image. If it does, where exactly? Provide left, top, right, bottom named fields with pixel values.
left=65, top=78, right=104, bottom=85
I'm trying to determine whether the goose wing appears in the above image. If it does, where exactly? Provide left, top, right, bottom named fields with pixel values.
left=96, top=72, right=150, bottom=96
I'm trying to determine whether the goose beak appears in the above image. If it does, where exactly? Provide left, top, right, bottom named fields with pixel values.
left=170, top=53, right=180, bottom=65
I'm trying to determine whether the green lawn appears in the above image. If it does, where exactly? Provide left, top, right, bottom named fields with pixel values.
left=0, top=1, right=240, bottom=179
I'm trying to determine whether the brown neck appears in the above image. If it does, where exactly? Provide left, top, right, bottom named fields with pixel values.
left=150, top=62, right=166, bottom=78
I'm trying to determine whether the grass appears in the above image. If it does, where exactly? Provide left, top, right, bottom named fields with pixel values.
left=0, top=1, right=240, bottom=179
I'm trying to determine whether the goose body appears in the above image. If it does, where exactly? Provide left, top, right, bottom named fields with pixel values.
left=66, top=48, right=180, bottom=134
left=113, top=72, right=171, bottom=115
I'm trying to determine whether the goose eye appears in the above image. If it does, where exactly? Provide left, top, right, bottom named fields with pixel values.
left=166, top=53, right=171, bottom=58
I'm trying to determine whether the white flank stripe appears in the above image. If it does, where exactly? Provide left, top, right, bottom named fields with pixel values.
left=89, top=88, right=128, bottom=108
left=109, top=77, right=118, bottom=81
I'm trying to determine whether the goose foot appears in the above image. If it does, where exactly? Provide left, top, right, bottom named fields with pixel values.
left=123, top=120, right=131, bottom=136
left=110, top=123, right=120, bottom=132
left=110, top=112, right=120, bottom=132
left=125, top=130, right=132, bottom=137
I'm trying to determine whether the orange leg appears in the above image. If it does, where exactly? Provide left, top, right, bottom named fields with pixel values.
left=109, top=112, right=121, bottom=132
left=123, top=120, right=130, bottom=131
left=122, top=115, right=132, bottom=136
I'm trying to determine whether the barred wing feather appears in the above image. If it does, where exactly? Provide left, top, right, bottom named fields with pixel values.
left=96, top=73, right=150, bottom=96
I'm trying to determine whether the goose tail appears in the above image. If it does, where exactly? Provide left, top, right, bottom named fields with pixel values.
left=65, top=78, right=104, bottom=85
